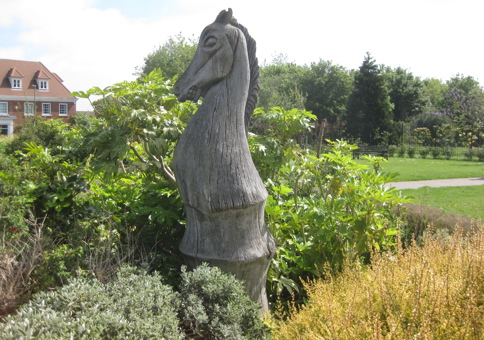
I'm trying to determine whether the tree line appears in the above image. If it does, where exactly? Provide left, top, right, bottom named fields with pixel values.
left=139, top=35, right=484, bottom=147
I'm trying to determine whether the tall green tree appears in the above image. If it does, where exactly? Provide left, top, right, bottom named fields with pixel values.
left=302, top=60, right=353, bottom=123
left=258, top=54, right=308, bottom=110
left=443, top=74, right=484, bottom=146
left=346, top=53, right=394, bottom=144
left=137, top=33, right=197, bottom=80
left=443, top=74, right=484, bottom=118
left=421, top=78, right=447, bottom=113
left=383, top=67, right=428, bottom=121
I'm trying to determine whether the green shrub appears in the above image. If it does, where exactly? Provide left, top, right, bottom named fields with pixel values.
left=0, top=266, right=183, bottom=339
left=179, top=263, right=266, bottom=339
left=388, top=145, right=397, bottom=157
left=431, top=147, right=441, bottom=159
left=476, top=148, right=484, bottom=162
left=4, top=119, right=69, bottom=156
left=419, top=147, right=430, bottom=159
left=265, top=140, right=408, bottom=306
left=463, top=148, right=474, bottom=161
left=443, top=148, right=454, bottom=160
left=407, top=146, right=416, bottom=158
left=397, top=145, right=406, bottom=157
left=0, top=264, right=266, bottom=339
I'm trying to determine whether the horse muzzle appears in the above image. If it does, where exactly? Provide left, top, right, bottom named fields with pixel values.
left=174, top=83, right=201, bottom=103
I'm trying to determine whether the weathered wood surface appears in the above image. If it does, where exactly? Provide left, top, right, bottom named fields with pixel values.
left=172, top=8, right=275, bottom=311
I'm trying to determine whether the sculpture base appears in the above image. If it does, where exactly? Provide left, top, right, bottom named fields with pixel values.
left=180, top=204, right=276, bottom=312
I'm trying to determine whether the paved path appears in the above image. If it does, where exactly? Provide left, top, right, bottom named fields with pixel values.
left=385, top=177, right=484, bottom=190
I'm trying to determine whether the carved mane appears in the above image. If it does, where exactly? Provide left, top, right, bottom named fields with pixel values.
left=229, top=17, right=259, bottom=134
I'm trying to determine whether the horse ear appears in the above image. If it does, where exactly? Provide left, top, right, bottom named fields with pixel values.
left=215, top=8, right=233, bottom=25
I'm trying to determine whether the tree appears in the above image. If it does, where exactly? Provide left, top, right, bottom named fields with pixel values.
left=442, top=74, right=484, bottom=147
left=443, top=74, right=484, bottom=118
left=346, top=53, right=394, bottom=144
left=137, top=33, right=197, bottom=80
left=258, top=54, right=308, bottom=110
left=383, top=67, right=428, bottom=121
left=421, top=78, right=447, bottom=113
left=301, top=60, right=353, bottom=123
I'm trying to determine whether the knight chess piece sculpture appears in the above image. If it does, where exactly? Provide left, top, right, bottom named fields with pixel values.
left=173, top=8, right=276, bottom=311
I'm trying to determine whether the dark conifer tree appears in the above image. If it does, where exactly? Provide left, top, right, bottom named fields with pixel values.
left=347, top=53, right=394, bottom=144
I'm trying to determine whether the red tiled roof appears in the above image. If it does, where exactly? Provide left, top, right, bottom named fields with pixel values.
left=35, top=69, right=51, bottom=80
left=7, top=67, right=24, bottom=78
left=0, top=59, right=75, bottom=100
left=52, top=73, right=63, bottom=83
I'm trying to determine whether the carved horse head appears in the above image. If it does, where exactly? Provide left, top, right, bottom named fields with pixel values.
left=173, top=8, right=242, bottom=102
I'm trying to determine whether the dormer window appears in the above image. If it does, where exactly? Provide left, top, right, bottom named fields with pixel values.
left=38, top=79, right=49, bottom=91
left=11, top=78, right=22, bottom=89
left=7, top=67, right=24, bottom=90
left=35, top=70, right=50, bottom=91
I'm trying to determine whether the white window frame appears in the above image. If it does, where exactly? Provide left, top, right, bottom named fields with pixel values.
left=0, top=102, right=8, bottom=115
left=39, top=80, right=49, bottom=91
left=42, top=103, right=51, bottom=116
left=59, top=103, right=68, bottom=116
left=0, top=124, right=8, bottom=135
left=0, top=118, right=14, bottom=136
left=11, top=78, right=22, bottom=89
left=25, top=102, right=35, bottom=115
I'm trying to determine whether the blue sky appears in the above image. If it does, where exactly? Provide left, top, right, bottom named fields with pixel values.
left=2, top=0, right=483, bottom=111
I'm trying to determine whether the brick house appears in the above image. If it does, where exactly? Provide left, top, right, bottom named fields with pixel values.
left=0, top=59, right=77, bottom=136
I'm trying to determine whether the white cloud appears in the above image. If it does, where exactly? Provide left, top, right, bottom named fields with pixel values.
left=2, top=0, right=483, bottom=110
left=0, top=46, right=26, bottom=60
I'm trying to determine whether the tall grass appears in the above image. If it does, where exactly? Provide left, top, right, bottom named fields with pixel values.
left=0, top=218, right=148, bottom=320
left=0, top=220, right=45, bottom=319
left=271, top=223, right=484, bottom=339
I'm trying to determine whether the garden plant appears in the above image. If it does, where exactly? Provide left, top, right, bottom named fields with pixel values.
left=1, top=69, right=483, bottom=337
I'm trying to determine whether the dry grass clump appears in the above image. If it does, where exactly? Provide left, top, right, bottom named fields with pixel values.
left=0, top=218, right=146, bottom=320
left=402, top=203, right=477, bottom=241
left=271, top=223, right=484, bottom=339
left=0, top=221, right=46, bottom=320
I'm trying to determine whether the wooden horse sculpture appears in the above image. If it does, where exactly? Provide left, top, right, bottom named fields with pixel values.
left=173, top=8, right=276, bottom=311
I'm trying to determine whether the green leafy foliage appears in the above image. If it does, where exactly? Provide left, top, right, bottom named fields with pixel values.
left=3, top=119, right=69, bottom=156
left=249, top=107, right=317, bottom=180
left=248, top=108, right=408, bottom=304
left=383, top=66, right=428, bottom=121
left=0, top=152, right=35, bottom=237
left=258, top=55, right=308, bottom=111
left=74, top=68, right=197, bottom=182
left=265, top=141, right=407, bottom=303
left=137, top=33, right=198, bottom=80
left=1, top=71, right=193, bottom=295
left=302, top=59, right=353, bottom=123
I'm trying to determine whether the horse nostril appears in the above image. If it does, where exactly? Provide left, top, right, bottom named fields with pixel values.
left=173, top=85, right=181, bottom=96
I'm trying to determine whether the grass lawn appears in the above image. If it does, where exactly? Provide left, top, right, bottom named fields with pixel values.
left=359, top=157, right=484, bottom=182
left=400, top=185, right=484, bottom=220
left=356, top=157, right=484, bottom=220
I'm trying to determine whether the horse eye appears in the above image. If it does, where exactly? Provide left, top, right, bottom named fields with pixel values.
left=204, top=36, right=217, bottom=48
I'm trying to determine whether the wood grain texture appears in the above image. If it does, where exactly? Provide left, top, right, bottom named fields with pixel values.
left=173, top=8, right=275, bottom=311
